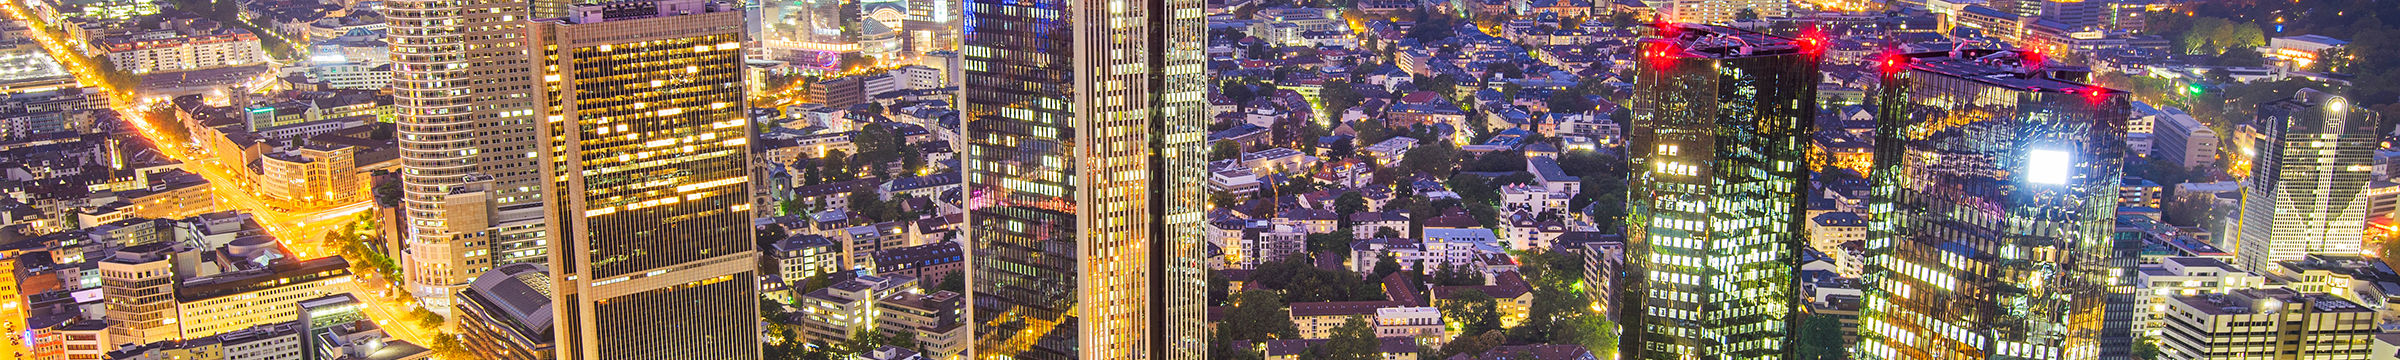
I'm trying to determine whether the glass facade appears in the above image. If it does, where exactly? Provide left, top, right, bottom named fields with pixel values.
left=532, top=2, right=761, bottom=358
left=961, top=0, right=1208, bottom=355
left=1623, top=24, right=1816, bottom=359
left=1856, top=50, right=2127, bottom=360
left=2234, top=89, right=2378, bottom=272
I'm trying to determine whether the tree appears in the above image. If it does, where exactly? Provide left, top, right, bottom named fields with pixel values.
left=1309, top=230, right=1357, bottom=258
left=1463, top=150, right=1526, bottom=173
left=2215, top=46, right=2266, bottom=67
left=1437, top=330, right=1506, bottom=359
left=1548, top=90, right=1595, bottom=114
left=780, top=199, right=806, bottom=216
left=762, top=297, right=792, bottom=322
left=428, top=334, right=469, bottom=359
left=1335, top=192, right=1368, bottom=224
left=1212, top=139, right=1243, bottom=162
left=1439, top=289, right=1502, bottom=337
left=1735, top=8, right=1760, bottom=21
left=900, top=145, right=927, bottom=175
left=936, top=269, right=966, bottom=293
left=1321, top=79, right=1364, bottom=116
left=372, top=177, right=403, bottom=208
left=1255, top=256, right=1386, bottom=302
left=1372, top=255, right=1403, bottom=280
left=1223, top=291, right=1301, bottom=342
left=409, top=307, right=446, bottom=329
left=1310, top=316, right=1381, bottom=360
left=2163, top=192, right=2214, bottom=227
left=2131, top=337, right=2162, bottom=360
left=1794, top=315, right=1847, bottom=359
left=1353, top=120, right=1389, bottom=146
left=824, top=150, right=854, bottom=181
left=1399, top=138, right=1459, bottom=177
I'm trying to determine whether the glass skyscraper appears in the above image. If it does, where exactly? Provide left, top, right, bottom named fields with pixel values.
left=1856, top=50, right=2128, bottom=360
left=1622, top=24, right=1817, bottom=359
left=959, top=0, right=1208, bottom=355
left=2234, top=88, right=2378, bottom=273
left=530, top=0, right=761, bottom=358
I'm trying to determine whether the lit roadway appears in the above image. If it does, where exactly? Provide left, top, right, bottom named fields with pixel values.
left=3, top=0, right=440, bottom=350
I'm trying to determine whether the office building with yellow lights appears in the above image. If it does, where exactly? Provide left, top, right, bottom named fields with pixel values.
left=1621, top=23, right=1819, bottom=359
left=530, top=0, right=760, bottom=358
left=1857, top=49, right=2129, bottom=360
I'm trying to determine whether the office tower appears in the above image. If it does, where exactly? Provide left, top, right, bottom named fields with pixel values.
left=2149, top=107, right=2217, bottom=169
left=2038, top=0, right=2105, bottom=28
left=2234, top=89, right=2379, bottom=273
left=1652, top=0, right=1789, bottom=24
left=389, top=0, right=551, bottom=314
left=1621, top=24, right=1817, bottom=359
left=100, top=242, right=179, bottom=345
left=529, top=0, right=759, bottom=358
left=1857, top=50, right=2128, bottom=360
left=2156, top=288, right=2376, bottom=359
left=960, top=0, right=1208, bottom=353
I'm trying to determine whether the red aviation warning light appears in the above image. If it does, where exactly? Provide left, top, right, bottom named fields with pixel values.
left=1876, top=52, right=1910, bottom=74
left=2020, top=50, right=2046, bottom=70
left=2081, top=86, right=2110, bottom=103
left=1795, top=28, right=1828, bottom=55
left=1644, top=41, right=1682, bottom=69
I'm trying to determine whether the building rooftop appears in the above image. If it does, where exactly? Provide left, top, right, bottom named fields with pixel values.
left=2170, top=288, right=2371, bottom=316
left=1898, top=49, right=2122, bottom=96
left=460, top=262, right=555, bottom=338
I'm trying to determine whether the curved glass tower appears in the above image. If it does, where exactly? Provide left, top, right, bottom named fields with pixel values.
left=1856, top=49, right=2128, bottom=360
left=1622, top=23, right=1818, bottom=359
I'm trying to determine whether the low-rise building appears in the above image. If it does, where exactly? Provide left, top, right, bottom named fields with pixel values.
left=1373, top=306, right=1444, bottom=346
left=96, top=28, right=268, bottom=74
left=453, top=263, right=555, bottom=360
left=2135, top=257, right=2273, bottom=338
left=797, top=275, right=917, bottom=343
left=871, top=241, right=960, bottom=285
left=2158, top=288, right=2376, bottom=360
left=173, top=256, right=352, bottom=340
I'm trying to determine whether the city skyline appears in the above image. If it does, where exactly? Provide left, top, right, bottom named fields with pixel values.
left=0, top=0, right=2394, bottom=358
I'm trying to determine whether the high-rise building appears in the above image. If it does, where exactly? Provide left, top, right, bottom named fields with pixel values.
left=1650, top=0, right=1789, bottom=24
left=2149, top=107, right=2217, bottom=169
left=1621, top=23, right=1818, bottom=359
left=529, top=0, right=760, bottom=358
left=959, top=0, right=1209, bottom=354
left=389, top=0, right=554, bottom=314
left=1857, top=49, right=2129, bottom=360
left=2234, top=88, right=2379, bottom=272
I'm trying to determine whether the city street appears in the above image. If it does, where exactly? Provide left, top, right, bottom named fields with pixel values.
left=2, top=0, right=434, bottom=349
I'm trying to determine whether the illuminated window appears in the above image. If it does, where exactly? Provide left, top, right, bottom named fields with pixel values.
left=2028, top=149, right=2071, bottom=185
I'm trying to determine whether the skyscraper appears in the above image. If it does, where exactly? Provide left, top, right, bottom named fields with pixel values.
left=389, top=0, right=553, bottom=313
left=1622, top=24, right=1817, bottom=359
left=1857, top=50, right=2128, bottom=360
left=2235, top=88, right=2378, bottom=272
left=960, top=0, right=1208, bottom=354
left=1653, top=0, right=1789, bottom=24
left=528, top=0, right=759, bottom=358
